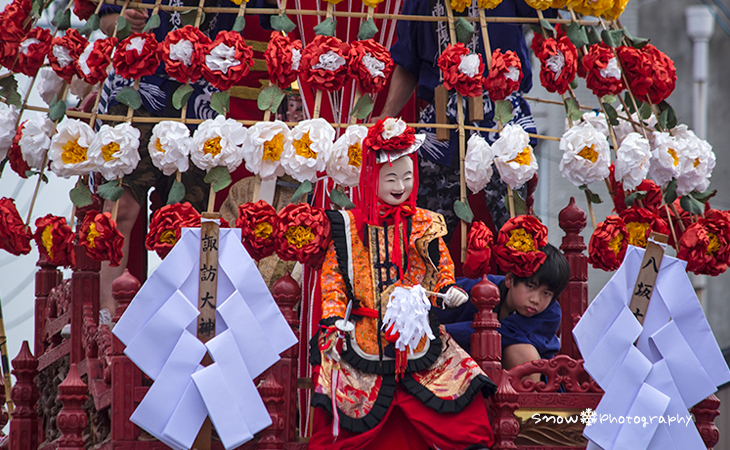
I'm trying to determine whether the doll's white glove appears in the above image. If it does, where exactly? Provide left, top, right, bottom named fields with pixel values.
left=444, top=286, right=468, bottom=308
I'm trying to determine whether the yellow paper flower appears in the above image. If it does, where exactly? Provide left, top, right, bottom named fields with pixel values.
left=478, top=0, right=502, bottom=9
left=604, top=0, right=629, bottom=19
left=526, top=0, right=553, bottom=10
left=451, top=0, right=470, bottom=12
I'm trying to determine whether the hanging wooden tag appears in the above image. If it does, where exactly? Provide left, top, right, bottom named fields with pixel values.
left=628, top=232, right=669, bottom=325
left=435, top=84, right=450, bottom=142
left=468, top=94, right=484, bottom=122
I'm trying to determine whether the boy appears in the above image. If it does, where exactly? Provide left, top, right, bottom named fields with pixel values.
left=434, top=244, right=570, bottom=381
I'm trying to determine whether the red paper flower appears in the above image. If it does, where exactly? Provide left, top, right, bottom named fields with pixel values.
left=74, top=0, right=95, bottom=20
left=619, top=207, right=669, bottom=249
left=609, top=165, right=662, bottom=215
left=0, top=197, right=32, bottom=256
left=8, top=121, right=29, bottom=178
left=483, top=49, right=522, bottom=101
left=582, top=42, right=625, bottom=98
left=588, top=215, right=628, bottom=271
left=0, top=0, right=32, bottom=70
left=161, top=25, right=211, bottom=84
left=641, top=44, right=676, bottom=104
left=530, top=24, right=566, bottom=55
left=437, top=43, right=485, bottom=98
left=264, top=33, right=302, bottom=89
left=16, top=27, right=52, bottom=77
left=463, top=220, right=494, bottom=278
left=200, top=30, right=254, bottom=91
left=300, top=35, right=350, bottom=92
left=275, top=203, right=331, bottom=267
left=77, top=37, right=117, bottom=85
left=49, top=29, right=88, bottom=83
left=145, top=202, right=201, bottom=259
left=79, top=211, right=124, bottom=267
left=348, top=39, right=394, bottom=94
left=113, top=32, right=161, bottom=80
left=536, top=36, right=578, bottom=95
left=34, top=214, right=75, bottom=267
left=494, top=215, right=548, bottom=277
left=236, top=200, right=278, bottom=261
left=616, top=45, right=653, bottom=101
left=363, top=117, right=416, bottom=154
left=677, top=210, right=730, bottom=276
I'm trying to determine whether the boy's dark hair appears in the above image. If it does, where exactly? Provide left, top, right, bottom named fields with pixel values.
left=511, top=244, right=570, bottom=299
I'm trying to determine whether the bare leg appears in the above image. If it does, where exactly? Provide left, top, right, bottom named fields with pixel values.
left=100, top=187, right=141, bottom=317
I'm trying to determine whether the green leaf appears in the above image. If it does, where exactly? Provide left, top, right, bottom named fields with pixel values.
left=624, top=92, right=636, bottom=114
left=32, top=0, right=42, bottom=17
left=116, top=87, right=142, bottom=110
left=566, top=22, right=589, bottom=49
left=70, top=179, right=93, bottom=208
left=357, top=18, right=379, bottom=40
left=638, top=102, right=652, bottom=121
left=455, top=17, right=474, bottom=44
left=79, top=13, right=100, bottom=36
left=314, top=17, right=337, bottom=37
left=257, top=85, right=285, bottom=113
left=271, top=13, right=296, bottom=33
left=602, top=94, right=617, bottom=105
left=142, top=13, right=161, bottom=33
left=494, top=99, right=514, bottom=124
left=97, top=180, right=125, bottom=201
left=658, top=107, right=668, bottom=130
left=172, top=84, right=194, bottom=110
left=291, top=180, right=313, bottom=203
left=601, top=29, right=624, bottom=48
left=539, top=19, right=555, bottom=34
left=211, top=91, right=230, bottom=116
left=454, top=199, right=474, bottom=224
left=232, top=15, right=246, bottom=33
left=203, top=166, right=232, bottom=192
left=624, top=29, right=650, bottom=49
left=664, top=179, right=678, bottom=204
left=680, top=195, right=705, bottom=215
left=349, top=94, right=374, bottom=120
left=603, top=103, right=619, bottom=127
left=0, top=75, right=21, bottom=107
left=569, top=78, right=578, bottom=90
left=180, top=9, right=204, bottom=28
left=167, top=180, right=186, bottom=205
left=624, top=190, right=647, bottom=207
left=565, top=97, right=583, bottom=122
left=49, top=98, right=66, bottom=121
left=25, top=170, right=49, bottom=183
left=329, top=189, right=355, bottom=210
left=586, top=26, right=601, bottom=45
left=579, top=185, right=603, bottom=204
left=528, top=23, right=543, bottom=35
left=52, top=7, right=71, bottom=30
left=690, top=189, right=717, bottom=204
left=658, top=101, right=677, bottom=129
left=116, top=16, right=131, bottom=40
left=504, top=191, right=527, bottom=216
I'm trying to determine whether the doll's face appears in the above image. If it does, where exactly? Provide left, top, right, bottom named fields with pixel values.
left=378, top=156, right=414, bottom=206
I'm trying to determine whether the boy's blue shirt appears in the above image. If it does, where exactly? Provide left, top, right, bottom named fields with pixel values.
left=433, top=275, right=561, bottom=359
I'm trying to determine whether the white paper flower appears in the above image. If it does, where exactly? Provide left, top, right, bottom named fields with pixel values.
left=559, top=122, right=611, bottom=187
left=362, top=53, right=386, bottom=78
left=492, top=123, right=538, bottom=189
left=149, top=121, right=192, bottom=176
left=88, top=122, right=141, bottom=180
left=312, top=50, right=346, bottom=72
left=465, top=133, right=494, bottom=193
left=244, top=120, right=290, bottom=181
left=281, top=118, right=334, bottom=183
left=613, top=105, right=656, bottom=146
left=459, top=54, right=481, bottom=77
left=614, top=132, right=651, bottom=191
left=19, top=116, right=55, bottom=170
left=566, top=111, right=608, bottom=137
left=649, top=131, right=682, bottom=186
left=37, top=67, right=65, bottom=106
left=673, top=125, right=715, bottom=196
left=206, top=43, right=241, bottom=74
left=49, top=118, right=96, bottom=178
left=191, top=115, right=246, bottom=172
left=0, top=103, right=18, bottom=161
left=169, top=40, right=194, bottom=66
left=327, top=125, right=367, bottom=187
left=381, top=117, right=407, bottom=140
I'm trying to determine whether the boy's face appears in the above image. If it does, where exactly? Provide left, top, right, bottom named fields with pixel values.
left=378, top=156, right=414, bottom=206
left=504, top=274, right=554, bottom=317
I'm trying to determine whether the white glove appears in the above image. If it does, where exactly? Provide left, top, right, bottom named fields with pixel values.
left=443, top=286, right=468, bottom=308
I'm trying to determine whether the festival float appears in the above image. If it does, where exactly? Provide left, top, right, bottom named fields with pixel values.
left=0, top=0, right=728, bottom=448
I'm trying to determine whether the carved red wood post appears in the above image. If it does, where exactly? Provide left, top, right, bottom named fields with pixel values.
left=56, top=363, right=88, bottom=450
left=111, top=269, right=141, bottom=324
left=35, top=253, right=62, bottom=358
left=9, top=341, right=39, bottom=450
left=558, top=197, right=588, bottom=358
left=257, top=371, right=286, bottom=449
left=470, top=275, right=502, bottom=386
left=489, top=372, right=519, bottom=450
left=691, top=394, right=720, bottom=449
left=72, top=203, right=101, bottom=364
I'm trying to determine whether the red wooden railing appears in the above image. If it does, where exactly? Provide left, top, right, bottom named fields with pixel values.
left=4, top=198, right=721, bottom=449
